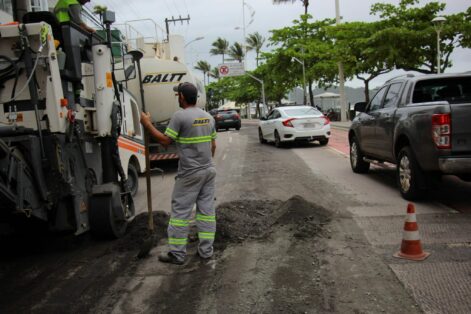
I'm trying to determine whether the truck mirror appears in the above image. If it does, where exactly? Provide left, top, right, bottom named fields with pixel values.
left=115, top=54, right=137, bottom=82
left=354, top=102, right=367, bottom=112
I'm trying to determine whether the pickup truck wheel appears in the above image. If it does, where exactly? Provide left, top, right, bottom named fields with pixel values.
left=259, top=128, right=267, bottom=144
left=350, top=137, right=370, bottom=173
left=397, top=147, right=423, bottom=200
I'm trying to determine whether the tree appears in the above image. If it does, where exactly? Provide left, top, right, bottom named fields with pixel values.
left=228, top=42, right=245, bottom=62
left=246, top=32, right=265, bottom=67
left=269, top=16, right=338, bottom=105
left=210, top=37, right=229, bottom=63
left=370, top=0, right=469, bottom=74
left=331, top=21, right=393, bottom=103
left=210, top=67, right=220, bottom=80
left=194, top=60, right=211, bottom=85
left=273, top=0, right=309, bottom=15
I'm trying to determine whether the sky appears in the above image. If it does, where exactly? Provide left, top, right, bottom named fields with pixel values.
left=85, top=0, right=471, bottom=89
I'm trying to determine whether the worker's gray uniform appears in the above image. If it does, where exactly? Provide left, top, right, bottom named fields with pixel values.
left=164, top=107, right=217, bottom=261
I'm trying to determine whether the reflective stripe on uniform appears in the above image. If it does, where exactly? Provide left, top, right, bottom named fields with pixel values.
left=165, top=127, right=179, bottom=140
left=196, top=214, right=216, bottom=222
left=176, top=135, right=213, bottom=144
left=168, top=237, right=188, bottom=245
left=169, top=218, right=190, bottom=227
left=198, top=232, right=215, bottom=239
left=211, top=131, right=217, bottom=139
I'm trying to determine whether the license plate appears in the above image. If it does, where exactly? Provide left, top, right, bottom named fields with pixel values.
left=225, top=119, right=233, bottom=122
left=303, top=123, right=317, bottom=129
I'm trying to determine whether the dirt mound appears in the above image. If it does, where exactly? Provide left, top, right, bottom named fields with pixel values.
left=108, top=211, right=169, bottom=253
left=276, top=195, right=331, bottom=238
left=216, top=196, right=331, bottom=245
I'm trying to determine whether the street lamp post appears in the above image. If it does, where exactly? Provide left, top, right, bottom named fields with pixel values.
left=292, top=56, right=306, bottom=105
left=432, top=16, right=446, bottom=74
left=184, top=36, right=204, bottom=48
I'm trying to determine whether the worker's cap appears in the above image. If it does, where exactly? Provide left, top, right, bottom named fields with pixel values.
left=173, top=82, right=198, bottom=100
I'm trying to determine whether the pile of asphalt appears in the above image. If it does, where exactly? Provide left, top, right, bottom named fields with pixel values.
left=216, top=195, right=331, bottom=246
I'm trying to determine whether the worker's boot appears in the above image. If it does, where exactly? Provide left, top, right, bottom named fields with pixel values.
left=158, top=252, right=184, bottom=265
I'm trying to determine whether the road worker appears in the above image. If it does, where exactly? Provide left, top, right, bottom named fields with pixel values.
left=140, top=82, right=217, bottom=265
left=54, top=0, right=96, bottom=33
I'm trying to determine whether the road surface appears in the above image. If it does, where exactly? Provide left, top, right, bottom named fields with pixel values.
left=0, top=121, right=470, bottom=313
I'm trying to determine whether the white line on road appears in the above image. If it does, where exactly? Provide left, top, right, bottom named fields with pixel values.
left=229, top=136, right=233, bottom=143
left=222, top=153, right=227, bottom=161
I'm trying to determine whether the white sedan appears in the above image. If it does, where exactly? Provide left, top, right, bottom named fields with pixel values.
left=258, top=106, right=331, bottom=147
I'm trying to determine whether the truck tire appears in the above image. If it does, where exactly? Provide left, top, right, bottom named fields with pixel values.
left=127, top=163, right=139, bottom=197
left=397, top=146, right=424, bottom=200
left=350, top=137, right=370, bottom=173
left=259, top=128, right=267, bottom=144
left=89, top=183, right=128, bottom=238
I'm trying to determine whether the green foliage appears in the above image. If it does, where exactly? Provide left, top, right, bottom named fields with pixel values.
left=246, top=32, right=266, bottom=66
left=210, top=37, right=230, bottom=63
left=227, top=42, right=245, bottom=62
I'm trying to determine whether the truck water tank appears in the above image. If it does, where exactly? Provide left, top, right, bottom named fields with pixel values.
left=127, top=58, right=206, bottom=123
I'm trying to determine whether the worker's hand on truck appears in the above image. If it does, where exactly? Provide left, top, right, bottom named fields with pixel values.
left=140, top=112, right=152, bottom=127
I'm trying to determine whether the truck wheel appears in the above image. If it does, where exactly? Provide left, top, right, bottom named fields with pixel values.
left=319, top=138, right=329, bottom=146
left=89, top=184, right=128, bottom=238
left=259, top=128, right=267, bottom=144
left=127, top=163, right=139, bottom=197
left=350, top=137, right=370, bottom=173
left=397, top=146, right=424, bottom=200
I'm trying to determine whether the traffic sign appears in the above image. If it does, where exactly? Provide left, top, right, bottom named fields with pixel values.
left=218, top=63, right=245, bottom=77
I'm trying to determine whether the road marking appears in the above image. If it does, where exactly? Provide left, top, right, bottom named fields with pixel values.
left=328, top=146, right=348, bottom=157
left=229, top=136, right=233, bottom=143
left=222, top=153, right=227, bottom=161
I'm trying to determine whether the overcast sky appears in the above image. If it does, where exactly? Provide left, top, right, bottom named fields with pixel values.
left=87, top=0, right=470, bottom=88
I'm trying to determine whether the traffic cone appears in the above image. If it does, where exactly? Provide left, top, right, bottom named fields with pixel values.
left=393, top=203, right=430, bottom=261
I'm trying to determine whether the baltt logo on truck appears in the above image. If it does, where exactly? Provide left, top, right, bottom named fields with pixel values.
left=142, top=72, right=186, bottom=84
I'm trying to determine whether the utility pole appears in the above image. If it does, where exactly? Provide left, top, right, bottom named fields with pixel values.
left=164, top=15, right=190, bottom=41
left=335, top=0, right=347, bottom=122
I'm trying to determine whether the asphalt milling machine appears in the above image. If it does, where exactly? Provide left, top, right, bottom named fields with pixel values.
left=0, top=10, right=142, bottom=238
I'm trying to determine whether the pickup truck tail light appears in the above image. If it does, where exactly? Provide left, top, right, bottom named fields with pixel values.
left=282, top=118, right=296, bottom=128
left=234, top=113, right=240, bottom=119
left=432, top=113, right=451, bottom=149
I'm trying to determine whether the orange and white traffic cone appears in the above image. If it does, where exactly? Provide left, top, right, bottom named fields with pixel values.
left=393, top=203, right=430, bottom=261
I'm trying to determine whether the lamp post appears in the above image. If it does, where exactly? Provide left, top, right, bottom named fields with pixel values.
left=432, top=16, right=446, bottom=74
left=184, top=36, right=204, bottom=48
left=292, top=56, right=306, bottom=105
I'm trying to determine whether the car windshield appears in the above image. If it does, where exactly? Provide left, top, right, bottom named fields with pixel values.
left=283, top=107, right=321, bottom=117
left=218, top=110, right=237, bottom=114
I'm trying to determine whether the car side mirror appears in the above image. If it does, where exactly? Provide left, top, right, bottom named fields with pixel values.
left=260, top=116, right=267, bottom=121
left=354, top=102, right=367, bottom=112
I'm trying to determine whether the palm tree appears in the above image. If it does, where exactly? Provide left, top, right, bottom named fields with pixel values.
left=194, top=60, right=211, bottom=85
left=272, top=0, right=309, bottom=14
left=210, top=67, right=220, bottom=80
left=246, top=32, right=265, bottom=67
left=210, top=37, right=229, bottom=63
left=228, top=42, right=245, bottom=63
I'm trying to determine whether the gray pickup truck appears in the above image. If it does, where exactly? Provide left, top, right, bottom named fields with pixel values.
left=349, top=73, right=471, bottom=200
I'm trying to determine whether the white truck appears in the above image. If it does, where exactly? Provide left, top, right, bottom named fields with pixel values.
left=120, top=20, right=206, bottom=162
left=0, top=2, right=145, bottom=237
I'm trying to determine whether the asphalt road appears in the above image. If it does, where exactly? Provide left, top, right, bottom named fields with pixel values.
left=0, top=121, right=470, bottom=313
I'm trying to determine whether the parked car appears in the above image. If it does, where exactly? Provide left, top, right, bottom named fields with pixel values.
left=258, top=106, right=331, bottom=147
left=215, top=110, right=241, bottom=131
left=349, top=73, right=471, bottom=200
